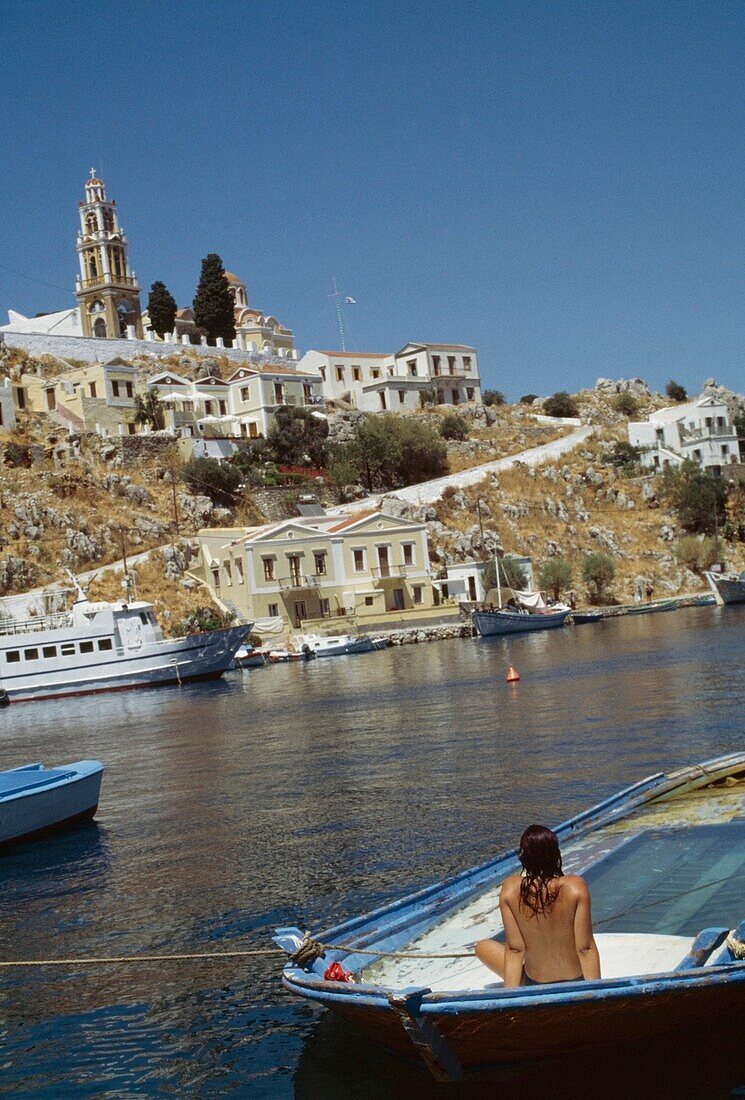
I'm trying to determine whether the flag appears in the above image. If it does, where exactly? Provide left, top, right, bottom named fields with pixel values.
left=344, top=296, right=357, bottom=304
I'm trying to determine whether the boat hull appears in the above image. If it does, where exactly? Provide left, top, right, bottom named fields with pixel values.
left=706, top=574, right=745, bottom=605
left=2, top=625, right=248, bottom=703
left=304, top=969, right=744, bottom=1074
left=472, top=608, right=571, bottom=636
left=314, top=638, right=374, bottom=656
left=0, top=762, right=103, bottom=847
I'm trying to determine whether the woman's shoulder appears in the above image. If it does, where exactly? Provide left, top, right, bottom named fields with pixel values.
left=560, top=874, right=591, bottom=896
left=500, top=874, right=523, bottom=897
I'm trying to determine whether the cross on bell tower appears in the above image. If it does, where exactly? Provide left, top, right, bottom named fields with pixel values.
left=75, top=169, right=143, bottom=339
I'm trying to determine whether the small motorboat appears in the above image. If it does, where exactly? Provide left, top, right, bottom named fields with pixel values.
left=471, top=554, right=571, bottom=637
left=571, top=610, right=604, bottom=624
left=705, top=570, right=745, bottom=605
left=294, top=632, right=374, bottom=657
left=266, top=646, right=316, bottom=664
left=275, top=752, right=745, bottom=1081
left=234, top=644, right=267, bottom=669
left=0, top=761, right=104, bottom=848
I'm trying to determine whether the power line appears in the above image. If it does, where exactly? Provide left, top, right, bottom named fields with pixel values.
left=0, top=261, right=72, bottom=295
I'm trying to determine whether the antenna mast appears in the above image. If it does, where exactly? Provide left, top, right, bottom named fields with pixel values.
left=330, top=276, right=347, bottom=352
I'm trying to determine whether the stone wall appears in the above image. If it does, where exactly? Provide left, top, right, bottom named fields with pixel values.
left=1, top=330, right=267, bottom=366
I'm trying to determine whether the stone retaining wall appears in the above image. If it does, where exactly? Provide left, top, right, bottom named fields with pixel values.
left=1, top=330, right=266, bottom=366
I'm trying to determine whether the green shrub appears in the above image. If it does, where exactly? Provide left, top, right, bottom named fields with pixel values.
left=659, top=460, right=727, bottom=534
left=607, top=440, right=643, bottom=473
left=440, top=413, right=469, bottom=441
left=330, top=414, right=447, bottom=492
left=419, top=388, right=438, bottom=407
left=539, top=557, right=573, bottom=600
left=520, top=393, right=538, bottom=405
left=482, top=389, right=505, bottom=407
left=613, top=392, right=638, bottom=416
left=675, top=535, right=720, bottom=574
left=543, top=392, right=579, bottom=418
left=484, top=555, right=529, bottom=591
left=665, top=379, right=688, bottom=402
left=182, top=456, right=242, bottom=506
left=582, top=552, right=615, bottom=603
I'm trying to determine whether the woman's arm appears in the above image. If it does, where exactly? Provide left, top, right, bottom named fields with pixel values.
left=499, top=890, right=526, bottom=988
left=573, top=880, right=601, bottom=980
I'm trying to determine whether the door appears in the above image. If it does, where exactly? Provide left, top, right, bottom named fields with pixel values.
left=293, top=601, right=306, bottom=627
left=392, top=588, right=405, bottom=611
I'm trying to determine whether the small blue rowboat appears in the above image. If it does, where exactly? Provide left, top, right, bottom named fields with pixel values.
left=275, top=752, right=745, bottom=1080
left=0, top=761, right=103, bottom=848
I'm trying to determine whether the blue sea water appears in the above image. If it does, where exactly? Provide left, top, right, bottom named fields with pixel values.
left=1, top=605, right=744, bottom=1098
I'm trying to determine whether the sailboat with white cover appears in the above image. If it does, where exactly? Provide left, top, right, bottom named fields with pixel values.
left=471, top=555, right=571, bottom=636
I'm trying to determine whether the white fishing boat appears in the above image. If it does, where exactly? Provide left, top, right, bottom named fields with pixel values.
left=0, top=580, right=249, bottom=704
left=705, top=570, right=745, bottom=605
left=0, top=761, right=103, bottom=847
left=294, top=632, right=374, bottom=657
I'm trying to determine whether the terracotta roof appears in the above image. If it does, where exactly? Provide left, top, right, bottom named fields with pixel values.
left=317, top=351, right=390, bottom=359
left=224, top=272, right=245, bottom=284
left=328, top=510, right=378, bottom=532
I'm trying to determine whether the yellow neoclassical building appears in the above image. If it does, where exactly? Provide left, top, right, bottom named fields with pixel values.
left=196, top=508, right=458, bottom=633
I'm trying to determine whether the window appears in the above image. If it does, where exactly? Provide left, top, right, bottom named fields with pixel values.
left=372, top=369, right=380, bottom=380
left=240, top=386, right=250, bottom=401
left=249, top=423, right=259, bottom=439
left=0, top=405, right=3, bottom=426
left=263, top=557, right=275, bottom=581
left=452, top=390, right=460, bottom=405
left=80, top=641, right=94, bottom=654
left=467, top=387, right=475, bottom=401
left=336, top=366, right=344, bottom=382
left=303, top=384, right=312, bottom=402
left=314, top=551, right=327, bottom=575
left=402, top=543, right=414, bottom=566
left=463, top=356, right=471, bottom=369
left=224, top=561, right=232, bottom=586
left=293, top=600, right=306, bottom=626
left=398, top=390, right=405, bottom=404
left=353, top=548, right=365, bottom=572
left=126, top=382, right=133, bottom=398
left=407, top=359, right=417, bottom=377
left=448, top=356, right=456, bottom=375
left=364, top=596, right=374, bottom=606
left=379, top=393, right=387, bottom=410
left=89, top=382, right=97, bottom=398
left=24, top=648, right=39, bottom=661
left=274, top=382, right=284, bottom=404
left=98, top=638, right=113, bottom=651
left=204, top=401, right=214, bottom=416
left=46, top=388, right=56, bottom=411
left=722, top=445, right=729, bottom=456
left=413, top=585, right=423, bottom=605
left=320, top=367, right=326, bottom=382
left=268, top=603, right=279, bottom=617
left=60, top=643, right=76, bottom=656
left=42, top=645, right=57, bottom=657
left=16, top=387, right=26, bottom=409
left=377, top=546, right=390, bottom=577
left=183, top=400, right=194, bottom=412
left=235, top=559, right=244, bottom=584
left=219, top=400, right=227, bottom=415
left=112, top=380, right=120, bottom=397
left=127, top=423, right=136, bottom=435
left=432, top=355, right=441, bottom=376
left=320, top=598, right=330, bottom=616
left=6, top=650, right=20, bottom=663
left=288, top=554, right=301, bottom=586
left=352, top=367, right=361, bottom=382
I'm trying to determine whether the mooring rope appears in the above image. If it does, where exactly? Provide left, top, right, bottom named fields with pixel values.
left=0, top=870, right=741, bottom=970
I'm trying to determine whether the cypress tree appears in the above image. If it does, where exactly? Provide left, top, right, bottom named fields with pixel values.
left=193, top=254, right=236, bottom=344
left=147, top=281, right=178, bottom=337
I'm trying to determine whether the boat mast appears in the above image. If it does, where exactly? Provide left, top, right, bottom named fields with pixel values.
left=329, top=276, right=347, bottom=352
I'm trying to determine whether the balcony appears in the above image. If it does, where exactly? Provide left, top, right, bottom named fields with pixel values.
left=278, top=574, right=320, bottom=591
left=678, top=423, right=735, bottom=442
left=76, top=274, right=138, bottom=290
left=369, top=564, right=417, bottom=582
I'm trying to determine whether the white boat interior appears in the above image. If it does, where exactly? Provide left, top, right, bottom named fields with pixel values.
left=362, top=781, right=745, bottom=993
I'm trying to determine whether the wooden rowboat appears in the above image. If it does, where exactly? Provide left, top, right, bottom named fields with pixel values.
left=275, top=752, right=745, bottom=1081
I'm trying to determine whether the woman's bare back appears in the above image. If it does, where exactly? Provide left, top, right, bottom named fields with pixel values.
left=500, top=873, right=587, bottom=982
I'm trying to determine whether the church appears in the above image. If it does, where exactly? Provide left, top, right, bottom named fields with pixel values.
left=1, top=171, right=295, bottom=356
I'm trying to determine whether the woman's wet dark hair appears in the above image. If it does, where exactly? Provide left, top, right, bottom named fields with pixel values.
left=518, top=824, right=563, bottom=916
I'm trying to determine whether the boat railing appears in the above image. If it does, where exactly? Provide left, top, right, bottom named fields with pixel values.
left=0, top=610, right=74, bottom=636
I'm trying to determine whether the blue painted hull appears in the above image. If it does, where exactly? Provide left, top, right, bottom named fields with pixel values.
left=276, top=752, right=745, bottom=1079
left=472, top=608, right=571, bottom=636
left=0, top=761, right=103, bottom=848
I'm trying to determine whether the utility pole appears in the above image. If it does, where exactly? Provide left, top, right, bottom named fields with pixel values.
left=169, top=462, right=180, bottom=538
left=119, top=525, right=132, bottom=604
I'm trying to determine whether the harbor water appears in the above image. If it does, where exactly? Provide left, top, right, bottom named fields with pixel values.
left=2, top=605, right=744, bottom=1097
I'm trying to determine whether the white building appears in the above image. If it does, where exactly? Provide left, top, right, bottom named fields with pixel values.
left=628, top=396, right=740, bottom=473
left=147, top=362, right=323, bottom=440
left=1, top=307, right=83, bottom=337
left=299, top=342, right=482, bottom=412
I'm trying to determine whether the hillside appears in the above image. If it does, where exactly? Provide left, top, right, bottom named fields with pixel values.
left=2, top=350, right=744, bottom=620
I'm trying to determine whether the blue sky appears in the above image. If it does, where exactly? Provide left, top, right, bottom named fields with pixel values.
left=2, top=0, right=745, bottom=398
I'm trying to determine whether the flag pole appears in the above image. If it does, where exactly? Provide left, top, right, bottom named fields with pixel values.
left=330, top=276, right=347, bottom=352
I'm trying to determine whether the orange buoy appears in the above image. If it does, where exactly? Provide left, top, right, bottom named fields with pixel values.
left=506, top=666, right=520, bottom=682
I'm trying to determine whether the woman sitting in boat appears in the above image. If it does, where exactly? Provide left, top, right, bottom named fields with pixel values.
left=475, top=825, right=601, bottom=986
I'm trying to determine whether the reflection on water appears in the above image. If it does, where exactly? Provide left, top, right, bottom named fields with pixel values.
left=1, top=606, right=744, bottom=1097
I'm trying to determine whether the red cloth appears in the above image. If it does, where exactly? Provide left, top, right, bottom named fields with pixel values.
left=323, top=961, right=354, bottom=982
